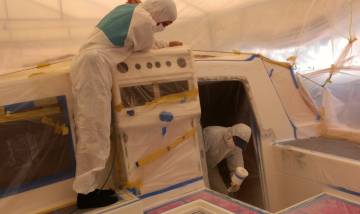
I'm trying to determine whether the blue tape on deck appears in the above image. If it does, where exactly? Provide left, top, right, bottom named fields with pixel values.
left=140, top=176, right=203, bottom=199
left=328, top=185, right=360, bottom=197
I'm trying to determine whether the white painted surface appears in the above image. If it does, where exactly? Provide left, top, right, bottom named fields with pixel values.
left=0, top=60, right=77, bottom=214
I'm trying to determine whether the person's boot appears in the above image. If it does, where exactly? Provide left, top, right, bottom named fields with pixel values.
left=77, top=189, right=118, bottom=209
left=100, top=189, right=116, bottom=196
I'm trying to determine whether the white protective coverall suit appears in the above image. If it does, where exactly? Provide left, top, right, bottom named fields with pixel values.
left=70, top=0, right=177, bottom=194
left=203, top=123, right=252, bottom=194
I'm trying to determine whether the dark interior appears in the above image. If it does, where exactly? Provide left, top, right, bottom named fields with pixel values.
left=198, top=80, right=264, bottom=209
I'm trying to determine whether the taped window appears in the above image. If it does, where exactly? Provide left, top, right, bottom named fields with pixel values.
left=120, top=84, right=155, bottom=108
left=159, top=80, right=190, bottom=97
left=0, top=96, right=75, bottom=198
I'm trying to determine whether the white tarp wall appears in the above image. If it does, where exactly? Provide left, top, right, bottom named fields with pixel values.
left=1, top=0, right=360, bottom=74
left=297, top=39, right=360, bottom=143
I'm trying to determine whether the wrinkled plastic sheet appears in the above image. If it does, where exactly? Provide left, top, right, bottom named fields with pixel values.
left=279, top=193, right=360, bottom=214
left=145, top=189, right=269, bottom=214
left=0, top=96, right=76, bottom=198
left=113, top=52, right=204, bottom=197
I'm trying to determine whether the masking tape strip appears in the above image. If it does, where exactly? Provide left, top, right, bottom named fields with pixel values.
left=232, top=50, right=292, bottom=69
left=144, top=89, right=198, bottom=109
left=136, top=128, right=197, bottom=168
left=126, top=179, right=143, bottom=190
left=36, top=62, right=51, bottom=69
left=115, top=89, right=198, bottom=112
left=28, top=72, right=45, bottom=78
left=0, top=106, right=4, bottom=115
left=0, top=106, right=61, bottom=123
left=41, top=116, right=69, bottom=136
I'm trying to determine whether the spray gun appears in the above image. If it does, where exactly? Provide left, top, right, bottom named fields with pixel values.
left=227, top=167, right=249, bottom=193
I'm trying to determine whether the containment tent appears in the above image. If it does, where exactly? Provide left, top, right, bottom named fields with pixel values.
left=0, top=0, right=360, bottom=213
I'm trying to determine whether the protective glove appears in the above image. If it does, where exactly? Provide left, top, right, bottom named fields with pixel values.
left=227, top=167, right=248, bottom=193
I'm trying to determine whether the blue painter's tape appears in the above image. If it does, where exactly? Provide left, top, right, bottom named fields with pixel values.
left=244, top=54, right=258, bottom=61
left=328, top=185, right=360, bottom=197
left=159, top=111, right=174, bottom=122
left=268, top=68, right=274, bottom=77
left=289, top=66, right=299, bottom=88
left=162, top=127, right=167, bottom=136
left=0, top=95, right=76, bottom=198
left=140, top=176, right=203, bottom=199
left=0, top=171, right=74, bottom=198
left=127, top=110, right=135, bottom=116
left=128, top=188, right=140, bottom=196
left=57, top=96, right=76, bottom=169
left=289, top=119, right=298, bottom=139
left=267, top=67, right=298, bottom=139
left=4, top=101, right=35, bottom=113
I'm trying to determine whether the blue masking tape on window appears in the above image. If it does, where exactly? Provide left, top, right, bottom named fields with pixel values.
left=5, top=101, right=35, bottom=113
left=0, top=95, right=76, bottom=198
left=57, top=96, right=76, bottom=171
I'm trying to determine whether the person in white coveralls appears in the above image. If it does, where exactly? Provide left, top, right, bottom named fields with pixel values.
left=204, top=123, right=252, bottom=195
left=70, top=0, right=182, bottom=209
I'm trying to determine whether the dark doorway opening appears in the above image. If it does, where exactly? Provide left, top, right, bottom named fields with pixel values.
left=198, top=80, right=264, bottom=209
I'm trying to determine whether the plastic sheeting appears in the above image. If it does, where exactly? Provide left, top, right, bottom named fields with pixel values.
left=0, top=96, right=75, bottom=198
left=0, top=61, right=77, bottom=213
left=2, top=0, right=359, bottom=144
left=1, top=0, right=360, bottom=75
left=112, top=48, right=205, bottom=197
left=262, top=61, right=321, bottom=139
left=193, top=51, right=321, bottom=140
left=297, top=39, right=360, bottom=143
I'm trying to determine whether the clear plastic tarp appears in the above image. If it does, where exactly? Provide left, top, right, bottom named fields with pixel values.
left=1, top=0, right=360, bottom=212
left=297, top=37, right=360, bottom=143
left=111, top=49, right=205, bottom=198
left=0, top=61, right=77, bottom=213
left=1, top=0, right=360, bottom=74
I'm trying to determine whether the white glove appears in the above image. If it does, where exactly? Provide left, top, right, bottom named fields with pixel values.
left=227, top=167, right=248, bottom=193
